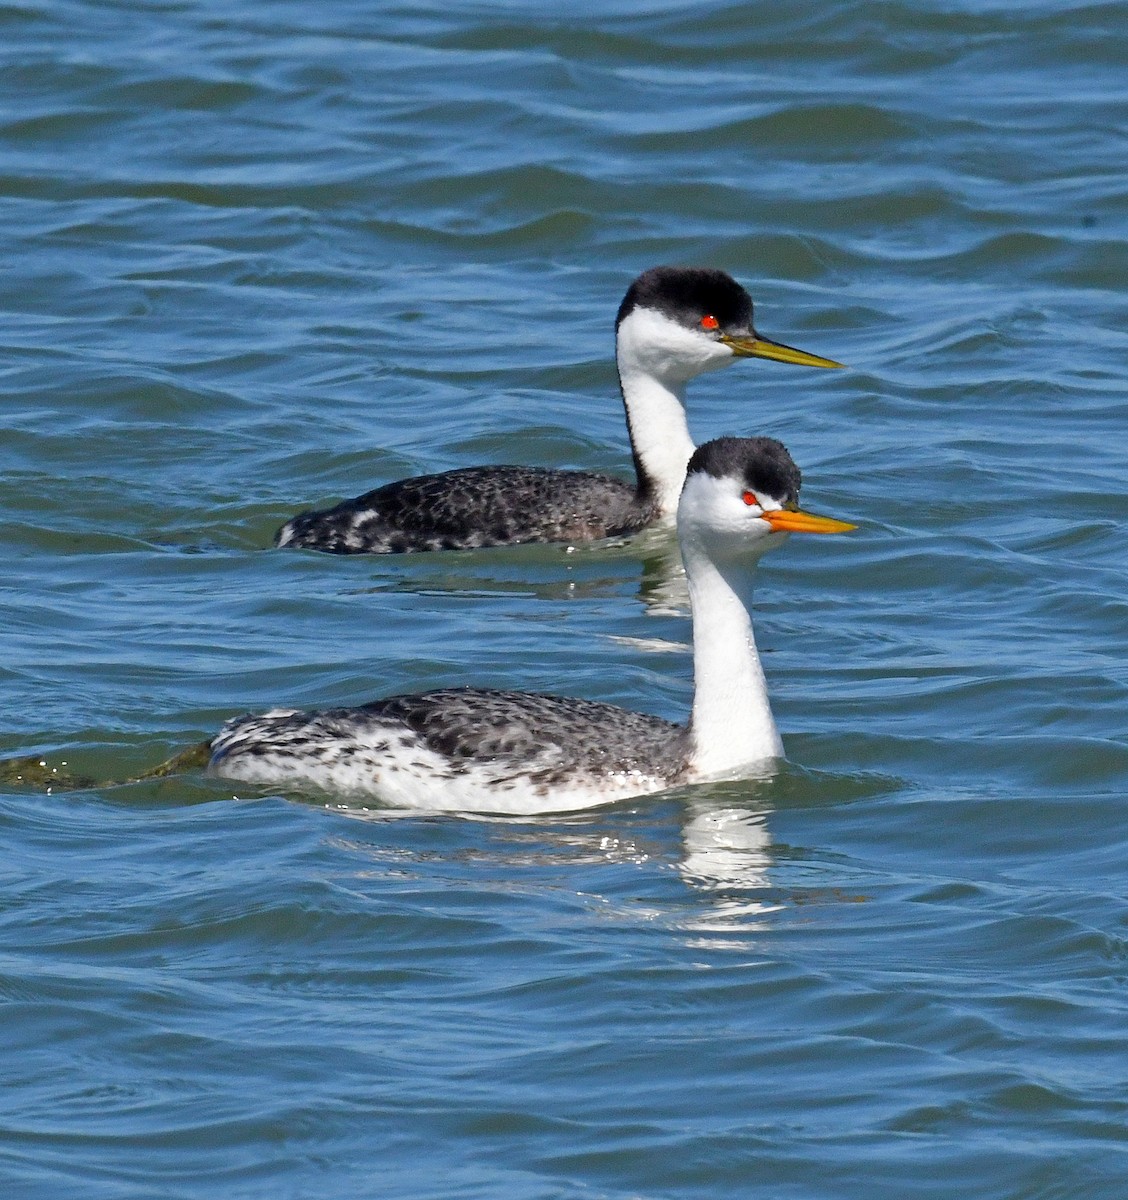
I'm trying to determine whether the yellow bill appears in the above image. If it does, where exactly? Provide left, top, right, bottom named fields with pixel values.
left=720, top=333, right=844, bottom=369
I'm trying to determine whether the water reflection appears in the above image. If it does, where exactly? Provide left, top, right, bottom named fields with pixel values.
left=679, top=802, right=775, bottom=891
left=347, top=525, right=691, bottom=617
left=675, top=799, right=785, bottom=943
left=632, top=529, right=689, bottom=617
left=326, top=783, right=787, bottom=939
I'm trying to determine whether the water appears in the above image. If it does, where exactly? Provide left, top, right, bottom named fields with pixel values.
left=2, top=0, right=1127, bottom=1195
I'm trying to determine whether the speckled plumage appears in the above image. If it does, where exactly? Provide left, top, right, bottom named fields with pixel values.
left=273, top=265, right=820, bottom=555
left=217, top=437, right=851, bottom=812
left=275, top=465, right=658, bottom=554
left=209, top=688, right=690, bottom=812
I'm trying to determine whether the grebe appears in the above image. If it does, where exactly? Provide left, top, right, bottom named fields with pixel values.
left=215, top=437, right=854, bottom=813
left=275, top=267, right=842, bottom=554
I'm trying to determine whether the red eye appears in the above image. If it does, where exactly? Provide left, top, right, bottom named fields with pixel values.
left=701, top=314, right=719, bottom=330
left=742, top=491, right=758, bottom=507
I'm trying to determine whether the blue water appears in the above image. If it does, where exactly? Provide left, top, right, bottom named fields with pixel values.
left=2, top=1, right=1128, bottom=1196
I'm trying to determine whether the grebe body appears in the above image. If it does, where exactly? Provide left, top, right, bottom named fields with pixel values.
left=276, top=267, right=841, bottom=554
left=216, top=437, right=854, bottom=813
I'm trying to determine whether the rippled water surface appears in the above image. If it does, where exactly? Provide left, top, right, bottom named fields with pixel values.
left=2, top=1, right=1127, bottom=1196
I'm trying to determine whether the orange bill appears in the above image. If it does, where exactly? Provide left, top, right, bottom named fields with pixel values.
left=760, top=508, right=857, bottom=534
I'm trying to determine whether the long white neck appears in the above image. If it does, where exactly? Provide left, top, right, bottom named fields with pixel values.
left=618, top=367, right=695, bottom=520
left=682, top=541, right=782, bottom=777
left=615, top=307, right=735, bottom=520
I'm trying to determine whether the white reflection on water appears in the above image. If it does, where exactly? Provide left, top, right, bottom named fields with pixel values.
left=675, top=802, right=784, bottom=942
left=328, top=788, right=786, bottom=942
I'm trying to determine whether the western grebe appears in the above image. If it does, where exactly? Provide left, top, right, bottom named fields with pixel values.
left=215, top=437, right=854, bottom=813
left=275, top=267, right=842, bottom=554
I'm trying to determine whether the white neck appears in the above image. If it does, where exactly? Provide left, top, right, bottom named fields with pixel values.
left=618, top=368, right=695, bottom=519
left=682, top=540, right=782, bottom=777
left=615, top=307, right=735, bottom=519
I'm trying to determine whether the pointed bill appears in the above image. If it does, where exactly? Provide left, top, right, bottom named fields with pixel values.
left=760, top=508, right=856, bottom=534
left=720, top=333, right=844, bottom=369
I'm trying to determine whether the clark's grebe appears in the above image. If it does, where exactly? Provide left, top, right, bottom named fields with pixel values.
left=216, top=437, right=854, bottom=813
left=275, top=268, right=841, bottom=554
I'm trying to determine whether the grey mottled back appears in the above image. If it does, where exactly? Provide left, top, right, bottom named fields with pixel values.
left=211, top=687, right=691, bottom=794
left=276, top=465, right=657, bottom=554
